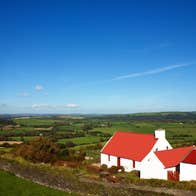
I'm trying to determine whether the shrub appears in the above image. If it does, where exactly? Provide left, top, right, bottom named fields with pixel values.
left=58, top=148, right=69, bottom=159
left=64, top=141, right=76, bottom=148
left=108, top=166, right=118, bottom=174
left=117, top=166, right=125, bottom=172
left=106, top=175, right=120, bottom=183
left=100, top=164, right=108, bottom=171
left=14, top=137, right=60, bottom=163
left=65, top=149, right=86, bottom=162
left=86, top=164, right=100, bottom=174
left=130, top=170, right=140, bottom=178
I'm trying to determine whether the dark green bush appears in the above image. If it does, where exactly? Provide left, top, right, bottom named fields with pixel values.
left=108, top=166, right=118, bottom=174
left=100, top=164, right=108, bottom=171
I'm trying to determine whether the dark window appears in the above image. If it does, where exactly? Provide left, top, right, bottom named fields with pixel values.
left=117, top=157, right=121, bottom=167
left=166, top=146, right=169, bottom=150
left=133, top=160, right=135, bottom=168
left=108, top=155, right=110, bottom=161
left=176, top=164, right=180, bottom=172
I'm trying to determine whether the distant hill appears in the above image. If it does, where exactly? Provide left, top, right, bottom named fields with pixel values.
left=87, top=112, right=196, bottom=121
left=1, top=112, right=196, bottom=122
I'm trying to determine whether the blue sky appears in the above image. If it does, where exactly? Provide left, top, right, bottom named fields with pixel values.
left=1, top=0, right=196, bottom=114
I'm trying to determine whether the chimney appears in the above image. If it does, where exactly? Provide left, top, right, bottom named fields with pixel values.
left=154, top=129, right=165, bottom=139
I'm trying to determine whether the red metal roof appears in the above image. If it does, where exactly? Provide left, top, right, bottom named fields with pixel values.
left=182, top=149, right=196, bottom=164
left=101, top=131, right=157, bottom=161
left=155, top=146, right=195, bottom=168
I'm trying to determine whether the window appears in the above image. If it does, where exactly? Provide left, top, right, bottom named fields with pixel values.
left=166, top=146, right=169, bottom=150
left=156, top=148, right=158, bottom=151
left=133, top=160, right=135, bottom=168
left=108, top=155, right=110, bottom=161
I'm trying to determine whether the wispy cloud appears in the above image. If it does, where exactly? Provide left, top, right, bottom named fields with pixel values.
left=35, top=85, right=44, bottom=91
left=113, top=63, right=193, bottom=81
left=18, top=92, right=31, bottom=97
left=65, top=104, right=79, bottom=108
left=32, top=103, right=79, bottom=110
left=32, top=104, right=52, bottom=109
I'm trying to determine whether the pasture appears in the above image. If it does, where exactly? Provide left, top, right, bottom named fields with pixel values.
left=0, top=170, right=76, bottom=196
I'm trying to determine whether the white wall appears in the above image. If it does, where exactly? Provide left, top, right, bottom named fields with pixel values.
left=139, top=136, right=173, bottom=179
left=120, top=158, right=133, bottom=171
left=121, top=158, right=141, bottom=172
left=141, top=152, right=165, bottom=179
left=152, top=137, right=172, bottom=152
left=101, top=153, right=118, bottom=167
left=180, top=163, right=196, bottom=181
left=140, top=152, right=175, bottom=180
left=101, top=153, right=141, bottom=171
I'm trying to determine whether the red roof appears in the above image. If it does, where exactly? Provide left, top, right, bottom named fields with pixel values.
left=155, top=146, right=195, bottom=168
left=182, top=149, right=196, bottom=164
left=101, top=131, right=157, bottom=161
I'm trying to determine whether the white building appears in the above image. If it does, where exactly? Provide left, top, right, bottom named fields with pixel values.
left=180, top=149, right=196, bottom=181
left=101, top=130, right=196, bottom=181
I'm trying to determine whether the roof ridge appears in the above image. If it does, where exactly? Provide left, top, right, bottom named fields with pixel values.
left=181, top=147, right=196, bottom=163
left=116, top=131, right=154, bottom=135
left=155, top=145, right=194, bottom=153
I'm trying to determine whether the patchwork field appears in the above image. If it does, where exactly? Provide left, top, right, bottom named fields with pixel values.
left=1, top=113, right=196, bottom=150
left=0, top=112, right=196, bottom=195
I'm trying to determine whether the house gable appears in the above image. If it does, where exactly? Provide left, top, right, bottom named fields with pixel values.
left=155, top=146, right=195, bottom=168
left=101, top=131, right=158, bottom=161
left=182, top=149, right=196, bottom=164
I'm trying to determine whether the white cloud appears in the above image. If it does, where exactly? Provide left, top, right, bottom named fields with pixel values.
left=32, top=103, right=79, bottom=110
left=113, top=63, right=193, bottom=80
left=65, top=104, right=79, bottom=108
left=18, top=92, right=31, bottom=97
left=32, top=104, right=52, bottom=109
left=35, top=85, right=44, bottom=91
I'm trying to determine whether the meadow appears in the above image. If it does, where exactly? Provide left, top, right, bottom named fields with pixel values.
left=0, top=170, right=76, bottom=196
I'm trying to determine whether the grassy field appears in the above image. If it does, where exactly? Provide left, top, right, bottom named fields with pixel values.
left=93, top=121, right=196, bottom=147
left=13, top=118, right=57, bottom=127
left=0, top=170, right=77, bottom=196
left=58, top=135, right=102, bottom=145
left=1, top=113, right=196, bottom=149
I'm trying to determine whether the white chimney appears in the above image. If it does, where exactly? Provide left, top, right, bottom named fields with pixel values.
left=155, top=129, right=165, bottom=139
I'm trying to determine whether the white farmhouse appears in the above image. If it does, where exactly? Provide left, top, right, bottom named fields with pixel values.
left=101, top=130, right=172, bottom=172
left=101, top=130, right=196, bottom=181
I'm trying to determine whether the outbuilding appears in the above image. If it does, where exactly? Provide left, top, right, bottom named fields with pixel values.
left=180, top=149, right=196, bottom=181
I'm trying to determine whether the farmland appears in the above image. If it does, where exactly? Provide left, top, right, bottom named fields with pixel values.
left=0, top=112, right=196, bottom=155
left=0, top=112, right=196, bottom=195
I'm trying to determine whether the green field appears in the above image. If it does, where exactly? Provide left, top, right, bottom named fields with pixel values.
left=1, top=113, right=196, bottom=149
left=0, top=170, right=77, bottom=196
left=58, top=135, right=102, bottom=145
